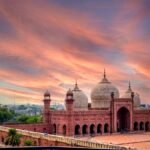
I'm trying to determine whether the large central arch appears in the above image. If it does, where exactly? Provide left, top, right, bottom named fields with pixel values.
left=117, top=107, right=130, bottom=132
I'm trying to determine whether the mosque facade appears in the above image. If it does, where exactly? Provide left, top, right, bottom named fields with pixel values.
left=42, top=71, right=150, bottom=136
left=4, top=71, right=150, bottom=136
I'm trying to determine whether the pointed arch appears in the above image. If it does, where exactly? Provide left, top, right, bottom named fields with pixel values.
left=53, top=124, right=56, bottom=134
left=145, top=122, right=149, bottom=131
left=140, top=122, right=144, bottom=130
left=97, top=124, right=102, bottom=134
left=75, top=124, right=80, bottom=135
left=134, top=122, right=138, bottom=131
left=82, top=124, right=88, bottom=135
left=90, top=124, right=95, bottom=135
left=63, top=125, right=66, bottom=135
left=117, top=107, right=130, bottom=132
left=104, top=123, right=109, bottom=133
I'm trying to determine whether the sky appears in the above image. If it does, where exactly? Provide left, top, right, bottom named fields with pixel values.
left=0, top=0, right=150, bottom=105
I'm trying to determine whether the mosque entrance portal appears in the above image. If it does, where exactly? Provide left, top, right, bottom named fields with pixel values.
left=117, top=107, right=130, bottom=132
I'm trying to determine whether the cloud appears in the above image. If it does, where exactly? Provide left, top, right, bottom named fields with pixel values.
left=0, top=0, right=149, bottom=104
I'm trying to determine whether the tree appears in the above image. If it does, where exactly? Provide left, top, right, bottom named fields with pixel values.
left=26, top=116, right=38, bottom=123
left=16, top=115, right=29, bottom=123
left=24, top=140, right=33, bottom=146
left=0, top=107, right=13, bottom=123
left=4, top=128, right=22, bottom=146
left=16, top=115, right=42, bottom=123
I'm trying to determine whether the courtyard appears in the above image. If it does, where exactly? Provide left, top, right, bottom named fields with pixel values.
left=79, top=132, right=150, bottom=150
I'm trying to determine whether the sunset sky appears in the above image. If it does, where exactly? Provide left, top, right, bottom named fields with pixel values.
left=0, top=0, right=150, bottom=105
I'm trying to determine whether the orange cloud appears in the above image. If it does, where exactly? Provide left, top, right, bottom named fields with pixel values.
left=0, top=0, right=149, bottom=105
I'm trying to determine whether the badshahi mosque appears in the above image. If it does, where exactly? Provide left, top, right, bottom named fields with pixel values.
left=5, top=71, right=150, bottom=136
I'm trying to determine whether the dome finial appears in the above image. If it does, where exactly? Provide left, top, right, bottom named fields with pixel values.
left=74, top=79, right=80, bottom=91
left=128, top=81, right=132, bottom=91
left=126, top=81, right=132, bottom=92
left=76, top=79, right=78, bottom=85
left=100, top=69, right=110, bottom=83
left=129, top=81, right=131, bottom=89
left=104, top=68, right=106, bottom=78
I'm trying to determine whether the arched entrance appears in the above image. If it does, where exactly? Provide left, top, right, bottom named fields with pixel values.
left=104, top=123, right=109, bottom=133
left=75, top=125, right=80, bottom=135
left=63, top=125, right=66, bottom=135
left=82, top=125, right=88, bottom=135
left=117, top=107, right=130, bottom=132
left=90, top=124, right=95, bottom=135
left=145, top=122, right=149, bottom=132
left=134, top=122, right=138, bottom=131
left=97, top=124, right=102, bottom=134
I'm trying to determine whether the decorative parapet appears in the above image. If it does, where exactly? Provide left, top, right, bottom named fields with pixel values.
left=0, top=126, right=136, bottom=150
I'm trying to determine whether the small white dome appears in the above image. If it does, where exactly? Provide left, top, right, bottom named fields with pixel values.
left=134, top=93, right=141, bottom=107
left=72, top=83, right=88, bottom=110
left=91, top=71, right=119, bottom=108
left=121, top=82, right=141, bottom=107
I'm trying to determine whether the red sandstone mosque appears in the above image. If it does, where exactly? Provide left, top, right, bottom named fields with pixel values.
left=5, top=71, right=150, bottom=136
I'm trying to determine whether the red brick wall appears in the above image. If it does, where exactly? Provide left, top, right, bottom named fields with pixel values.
left=3, top=123, right=50, bottom=134
left=0, top=129, right=68, bottom=146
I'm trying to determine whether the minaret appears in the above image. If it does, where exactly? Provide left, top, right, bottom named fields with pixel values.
left=65, top=88, right=74, bottom=112
left=65, top=89, right=74, bottom=136
left=43, top=90, right=51, bottom=123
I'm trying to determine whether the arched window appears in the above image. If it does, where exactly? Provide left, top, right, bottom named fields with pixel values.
left=97, top=124, right=102, bottom=134
left=53, top=124, right=56, bottom=134
left=145, top=122, right=149, bottom=132
left=104, top=123, right=109, bottom=133
left=140, top=122, right=144, bottom=130
left=63, top=125, right=66, bottom=135
left=134, top=122, right=138, bottom=131
left=74, top=125, right=80, bottom=135
left=90, top=124, right=95, bottom=135
left=82, top=124, right=88, bottom=135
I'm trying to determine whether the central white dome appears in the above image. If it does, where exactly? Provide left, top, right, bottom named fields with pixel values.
left=91, top=71, right=119, bottom=108
left=72, top=83, right=88, bottom=110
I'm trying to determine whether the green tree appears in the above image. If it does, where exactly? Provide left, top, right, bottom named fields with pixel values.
left=4, top=128, right=22, bottom=146
left=16, top=115, right=42, bottom=123
left=26, top=116, right=38, bottom=123
left=16, top=115, right=29, bottom=123
left=0, top=107, right=13, bottom=123
left=24, top=140, right=33, bottom=146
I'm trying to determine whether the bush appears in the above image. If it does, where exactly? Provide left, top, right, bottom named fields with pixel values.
left=24, top=140, right=33, bottom=146
left=4, top=128, right=22, bottom=146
